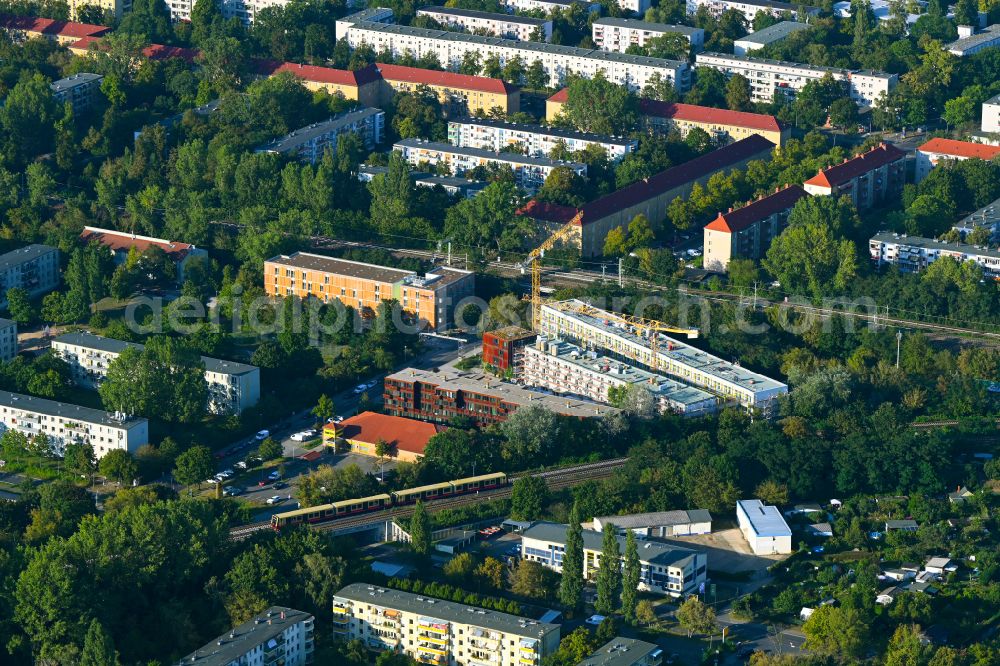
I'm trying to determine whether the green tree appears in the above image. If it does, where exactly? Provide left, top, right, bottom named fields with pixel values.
left=1, top=73, right=59, bottom=164
left=312, top=393, right=334, bottom=425
left=884, top=624, right=930, bottom=666
left=510, top=560, right=558, bottom=601
left=635, top=599, right=657, bottom=627
left=99, top=449, right=138, bottom=485
left=594, top=523, right=621, bottom=615
left=676, top=596, right=717, bottom=637
left=953, top=0, right=978, bottom=26
left=725, top=74, right=753, bottom=111
left=173, top=445, right=214, bottom=486
left=258, top=437, right=283, bottom=461
left=5, top=287, right=34, bottom=325
left=410, top=500, right=431, bottom=555
left=510, top=476, right=549, bottom=521
left=603, top=227, right=629, bottom=257
left=561, top=73, right=640, bottom=135
left=764, top=221, right=857, bottom=299
left=190, top=0, right=223, bottom=45
left=559, top=502, right=584, bottom=611
left=500, top=405, right=559, bottom=462
left=802, top=605, right=867, bottom=659
left=829, top=98, right=860, bottom=132
left=526, top=60, right=547, bottom=90
left=369, top=150, right=415, bottom=235
left=621, top=530, right=640, bottom=623
left=80, top=618, right=120, bottom=666
left=475, top=557, right=506, bottom=590
left=754, top=480, right=789, bottom=506
left=443, top=552, right=476, bottom=584
left=64, top=442, right=96, bottom=478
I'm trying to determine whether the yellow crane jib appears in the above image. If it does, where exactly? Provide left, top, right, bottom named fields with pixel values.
left=524, top=216, right=582, bottom=331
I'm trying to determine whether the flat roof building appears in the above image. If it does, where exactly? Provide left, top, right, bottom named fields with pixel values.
left=384, top=366, right=618, bottom=426
left=394, top=139, right=587, bottom=193
left=520, top=521, right=708, bottom=597
left=736, top=499, right=792, bottom=555
left=685, top=0, right=820, bottom=23
left=257, top=108, right=385, bottom=164
left=332, top=583, right=560, bottom=665
left=0, top=389, right=148, bottom=460
left=417, top=6, right=552, bottom=42
left=803, top=142, right=905, bottom=209
left=915, top=137, right=1000, bottom=183
left=483, top=326, right=537, bottom=374
left=447, top=117, right=638, bottom=162
left=80, top=226, right=206, bottom=283
left=539, top=299, right=787, bottom=412
left=50, top=72, right=103, bottom=111
left=869, top=231, right=1000, bottom=279
left=264, top=252, right=474, bottom=330
left=522, top=337, right=718, bottom=417
left=592, top=17, right=704, bottom=53
left=0, top=318, right=16, bottom=362
left=52, top=332, right=260, bottom=415
left=733, top=20, right=809, bottom=55
left=947, top=25, right=1000, bottom=57
left=982, top=93, right=1000, bottom=135
left=593, top=510, right=713, bottom=538
left=323, top=411, right=444, bottom=462
left=580, top=638, right=663, bottom=666
left=177, top=607, right=314, bottom=666
left=953, top=196, right=1000, bottom=241
left=0, top=244, right=59, bottom=307
left=501, top=0, right=600, bottom=14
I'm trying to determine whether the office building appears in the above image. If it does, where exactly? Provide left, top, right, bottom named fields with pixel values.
left=593, top=510, right=713, bottom=538
left=384, top=366, right=618, bottom=426
left=394, top=139, right=587, bottom=193
left=546, top=90, right=788, bottom=145
left=592, top=17, right=704, bottom=53
left=257, top=108, right=385, bottom=164
left=869, top=232, right=1000, bottom=279
left=264, top=252, right=474, bottom=330
left=580, top=639, right=663, bottom=666
left=564, top=135, right=775, bottom=257
left=733, top=20, right=809, bottom=55
left=522, top=337, right=718, bottom=417
left=324, top=411, right=444, bottom=462
left=685, top=0, right=820, bottom=23
left=520, top=521, right=707, bottom=597
left=915, top=138, right=1000, bottom=183
left=0, top=390, right=148, bottom=459
left=417, top=6, right=552, bottom=41
left=52, top=332, right=261, bottom=415
left=0, top=318, right=16, bottom=362
left=695, top=52, right=896, bottom=107
left=0, top=244, right=60, bottom=307
left=447, top=117, right=638, bottom=162
left=482, top=326, right=537, bottom=374
left=982, top=93, right=1000, bottom=135
left=539, top=299, right=788, bottom=412
left=80, top=226, right=207, bottom=284
left=177, top=607, right=314, bottom=666
left=50, top=73, right=103, bottom=112
left=737, top=499, right=792, bottom=555
left=703, top=184, right=808, bottom=271
left=947, top=25, right=1000, bottom=57
left=337, top=9, right=691, bottom=92
left=0, top=14, right=112, bottom=42
left=952, top=196, right=1000, bottom=241
left=332, top=583, right=560, bottom=665
left=802, top=142, right=905, bottom=208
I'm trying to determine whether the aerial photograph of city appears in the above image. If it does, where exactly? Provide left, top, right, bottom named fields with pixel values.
left=0, top=0, right=997, bottom=663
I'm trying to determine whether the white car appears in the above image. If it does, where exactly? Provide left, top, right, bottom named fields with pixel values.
left=328, top=415, right=345, bottom=424
left=205, top=478, right=221, bottom=485
left=255, top=430, right=270, bottom=441
left=365, top=379, right=379, bottom=390
left=266, top=495, right=284, bottom=505
left=585, top=615, right=607, bottom=627
left=352, top=384, right=367, bottom=394
left=234, top=461, right=248, bottom=470
left=290, top=430, right=316, bottom=442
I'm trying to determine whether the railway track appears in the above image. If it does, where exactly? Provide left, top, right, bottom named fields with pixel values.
left=228, top=457, right=630, bottom=539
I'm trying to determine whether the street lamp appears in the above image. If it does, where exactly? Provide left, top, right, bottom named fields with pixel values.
left=896, top=330, right=903, bottom=368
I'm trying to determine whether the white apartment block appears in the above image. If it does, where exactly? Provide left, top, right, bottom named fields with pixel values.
left=593, top=17, right=705, bottom=53
left=501, top=0, right=599, bottom=13
left=337, top=11, right=691, bottom=92
left=522, top=337, right=718, bottom=417
left=982, top=94, right=1000, bottom=135
left=869, top=232, right=1000, bottom=279
left=953, top=196, right=1000, bottom=241
left=539, top=300, right=788, bottom=413
left=0, top=318, right=16, bottom=362
left=0, top=390, right=148, bottom=459
left=733, top=20, right=809, bottom=55
left=50, top=73, right=103, bottom=112
left=52, top=332, right=261, bottom=415
left=737, top=499, right=792, bottom=555
left=947, top=25, right=1000, bottom=57
left=178, top=607, right=314, bottom=666
left=686, top=0, right=820, bottom=23
left=394, top=139, right=586, bottom=193
left=417, top=6, right=552, bottom=42
left=447, top=117, right=638, bottom=162
left=0, top=244, right=60, bottom=307
left=695, top=52, right=896, bottom=107
left=914, top=138, right=1000, bottom=183
left=164, top=0, right=295, bottom=24
left=520, top=521, right=708, bottom=597
left=257, top=108, right=385, bottom=164
left=332, top=583, right=560, bottom=666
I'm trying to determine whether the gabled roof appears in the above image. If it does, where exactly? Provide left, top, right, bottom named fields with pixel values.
left=705, top=184, right=806, bottom=233
left=376, top=62, right=517, bottom=95
left=254, top=60, right=382, bottom=86
left=577, top=135, right=774, bottom=225
left=918, top=137, right=1000, bottom=160
left=80, top=226, right=199, bottom=261
left=804, top=143, right=905, bottom=189
left=143, top=43, right=199, bottom=62
left=516, top=200, right=580, bottom=225
left=324, top=411, right=444, bottom=455
left=0, top=14, right=110, bottom=39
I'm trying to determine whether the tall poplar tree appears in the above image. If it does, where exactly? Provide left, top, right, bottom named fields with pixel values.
left=559, top=502, right=584, bottom=611
left=621, top=530, right=640, bottom=623
left=594, top=523, right=621, bottom=615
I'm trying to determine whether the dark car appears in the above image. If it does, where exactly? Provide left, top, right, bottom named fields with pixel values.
left=272, top=481, right=288, bottom=490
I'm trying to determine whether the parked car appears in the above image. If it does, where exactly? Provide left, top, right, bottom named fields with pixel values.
left=223, top=486, right=243, bottom=497
left=266, top=495, right=283, bottom=505
left=205, top=478, right=221, bottom=485
left=290, top=430, right=316, bottom=442
left=585, top=615, right=606, bottom=627
left=234, top=461, right=248, bottom=470
left=267, top=470, right=281, bottom=481
left=255, top=430, right=270, bottom=441
left=352, top=384, right=367, bottom=394
left=272, top=481, right=288, bottom=490
left=364, top=379, right=379, bottom=390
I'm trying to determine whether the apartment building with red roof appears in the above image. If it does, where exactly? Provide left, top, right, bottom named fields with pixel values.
left=66, top=36, right=199, bottom=62
left=323, top=411, right=444, bottom=462
left=0, top=14, right=110, bottom=44
left=254, top=61, right=383, bottom=107
left=803, top=142, right=905, bottom=209
left=546, top=89, right=788, bottom=146
left=703, top=185, right=808, bottom=272
left=80, top=226, right=208, bottom=284
left=915, top=138, right=1000, bottom=183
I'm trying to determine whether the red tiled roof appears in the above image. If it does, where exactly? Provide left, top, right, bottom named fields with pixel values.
left=143, top=43, right=199, bottom=62
left=917, top=138, right=1000, bottom=160
left=705, top=185, right=807, bottom=233
left=376, top=62, right=517, bottom=96
left=67, top=35, right=101, bottom=51
left=0, top=14, right=110, bottom=39
left=578, top=135, right=775, bottom=225
left=517, top=200, right=580, bottom=225
left=80, top=226, right=197, bottom=261
left=325, top=411, right=444, bottom=456
left=804, top=142, right=905, bottom=189
left=547, top=88, right=569, bottom=104
left=254, top=60, right=382, bottom=87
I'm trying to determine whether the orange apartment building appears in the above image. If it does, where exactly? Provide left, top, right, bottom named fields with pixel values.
left=264, top=252, right=474, bottom=330
left=0, top=14, right=110, bottom=45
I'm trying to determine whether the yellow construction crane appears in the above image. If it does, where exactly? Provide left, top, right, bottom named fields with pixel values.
left=523, top=217, right=581, bottom=331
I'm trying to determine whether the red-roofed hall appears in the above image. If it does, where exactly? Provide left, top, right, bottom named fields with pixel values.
left=803, top=143, right=905, bottom=209
left=323, top=411, right=445, bottom=462
left=916, top=138, right=1000, bottom=182
left=80, top=226, right=208, bottom=284
left=703, top=185, right=808, bottom=272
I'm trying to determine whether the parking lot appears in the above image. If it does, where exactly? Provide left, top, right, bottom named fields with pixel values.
left=659, top=528, right=789, bottom=576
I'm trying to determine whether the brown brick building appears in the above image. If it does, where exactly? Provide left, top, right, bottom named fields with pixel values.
left=482, top=327, right=536, bottom=375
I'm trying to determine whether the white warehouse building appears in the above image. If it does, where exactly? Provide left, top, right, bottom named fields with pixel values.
left=447, top=117, right=638, bottom=162
left=593, top=510, right=713, bottom=538
left=737, top=499, right=792, bottom=555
